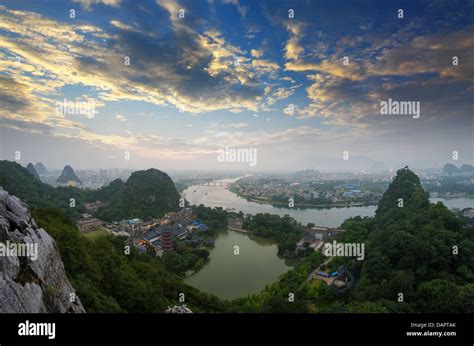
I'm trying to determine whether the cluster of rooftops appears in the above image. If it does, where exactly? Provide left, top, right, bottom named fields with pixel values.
left=133, top=220, right=209, bottom=254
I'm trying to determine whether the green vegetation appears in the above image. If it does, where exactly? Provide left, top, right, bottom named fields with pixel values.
left=321, top=168, right=474, bottom=312
left=162, top=205, right=227, bottom=275
left=243, top=213, right=304, bottom=255
left=228, top=183, right=245, bottom=198
left=95, top=169, right=180, bottom=221
left=82, top=229, right=110, bottom=240
left=192, top=204, right=228, bottom=236
left=0, top=160, right=92, bottom=219
left=92, top=178, right=125, bottom=203
left=423, top=175, right=474, bottom=195
left=269, top=194, right=333, bottom=206
left=163, top=243, right=210, bottom=276
left=0, top=161, right=180, bottom=222
left=4, top=160, right=472, bottom=313
left=231, top=168, right=474, bottom=313
left=174, top=181, right=188, bottom=193
left=31, top=208, right=225, bottom=313
left=229, top=251, right=325, bottom=312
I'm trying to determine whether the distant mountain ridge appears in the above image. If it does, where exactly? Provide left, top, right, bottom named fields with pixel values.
left=34, top=162, right=48, bottom=175
left=56, top=165, right=81, bottom=184
left=443, top=163, right=474, bottom=175
left=26, top=163, right=41, bottom=181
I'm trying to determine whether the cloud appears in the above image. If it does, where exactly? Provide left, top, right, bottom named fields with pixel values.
left=367, top=27, right=474, bottom=81
left=110, top=20, right=137, bottom=32
left=72, top=0, right=121, bottom=10
left=280, top=15, right=473, bottom=133
left=0, top=2, right=290, bottom=124
left=251, top=59, right=280, bottom=73
left=250, top=49, right=263, bottom=58
left=265, top=84, right=301, bottom=106
left=284, top=22, right=304, bottom=61
left=285, top=60, right=366, bottom=81
left=221, top=0, right=247, bottom=16
left=115, top=114, right=127, bottom=121
left=227, top=122, right=248, bottom=128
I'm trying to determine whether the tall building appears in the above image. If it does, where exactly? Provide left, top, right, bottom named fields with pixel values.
left=161, top=229, right=174, bottom=252
left=99, top=169, right=107, bottom=181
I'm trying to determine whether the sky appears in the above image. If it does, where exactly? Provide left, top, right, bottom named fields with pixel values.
left=0, top=0, right=472, bottom=172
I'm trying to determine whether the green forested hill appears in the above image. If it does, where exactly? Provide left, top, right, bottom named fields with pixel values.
left=95, top=168, right=180, bottom=221
left=56, top=165, right=81, bottom=184
left=93, top=178, right=125, bottom=203
left=243, top=213, right=304, bottom=254
left=0, top=161, right=180, bottom=222
left=331, top=168, right=474, bottom=312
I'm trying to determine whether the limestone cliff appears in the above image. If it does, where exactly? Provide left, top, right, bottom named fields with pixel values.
left=0, top=188, right=85, bottom=313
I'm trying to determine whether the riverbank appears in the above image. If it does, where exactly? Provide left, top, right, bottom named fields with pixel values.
left=245, top=196, right=377, bottom=209
left=228, top=183, right=378, bottom=209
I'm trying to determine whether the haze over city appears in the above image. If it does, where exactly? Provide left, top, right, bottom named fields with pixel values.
left=0, top=0, right=472, bottom=171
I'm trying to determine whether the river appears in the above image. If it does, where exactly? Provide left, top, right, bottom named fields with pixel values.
left=183, top=178, right=474, bottom=299
left=183, top=178, right=376, bottom=228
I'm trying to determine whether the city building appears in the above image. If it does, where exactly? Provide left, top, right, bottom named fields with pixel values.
left=161, top=229, right=174, bottom=252
left=76, top=218, right=103, bottom=233
left=150, top=239, right=164, bottom=257
left=140, top=220, right=160, bottom=232
left=163, top=208, right=194, bottom=223
left=142, top=229, right=160, bottom=243
left=113, top=230, right=130, bottom=238
left=84, top=201, right=108, bottom=212
left=132, top=242, right=147, bottom=255
left=187, top=220, right=208, bottom=232
left=120, top=218, right=143, bottom=238
left=463, top=209, right=474, bottom=218
left=306, top=226, right=345, bottom=241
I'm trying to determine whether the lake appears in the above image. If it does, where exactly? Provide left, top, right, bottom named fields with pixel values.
left=184, top=229, right=292, bottom=300
left=183, top=178, right=474, bottom=299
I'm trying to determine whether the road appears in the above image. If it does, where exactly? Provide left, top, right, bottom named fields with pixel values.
left=305, top=257, right=334, bottom=283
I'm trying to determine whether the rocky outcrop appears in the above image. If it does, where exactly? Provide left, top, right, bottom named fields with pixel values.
left=0, top=188, right=85, bottom=313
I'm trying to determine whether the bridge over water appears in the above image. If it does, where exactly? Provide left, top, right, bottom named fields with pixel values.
left=196, top=181, right=230, bottom=187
